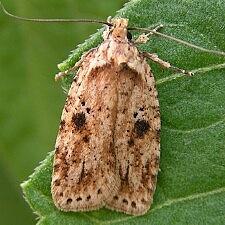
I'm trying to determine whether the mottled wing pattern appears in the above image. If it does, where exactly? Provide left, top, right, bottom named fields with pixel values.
left=105, top=66, right=160, bottom=215
left=52, top=17, right=160, bottom=215
left=51, top=60, right=121, bottom=211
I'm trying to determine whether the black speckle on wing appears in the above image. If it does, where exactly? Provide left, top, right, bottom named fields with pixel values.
left=134, top=119, right=150, bottom=138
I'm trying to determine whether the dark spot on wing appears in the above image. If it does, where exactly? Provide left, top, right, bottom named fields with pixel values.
left=78, top=161, right=85, bottom=183
left=141, top=198, right=147, bottom=204
left=86, top=107, right=91, bottom=114
left=133, top=112, right=138, bottom=118
left=131, top=201, right=137, bottom=208
left=67, top=198, right=72, bottom=204
left=55, top=147, right=60, bottom=155
left=83, top=135, right=90, bottom=143
left=54, top=179, right=60, bottom=186
left=54, top=164, right=60, bottom=173
left=76, top=197, right=82, bottom=201
left=127, top=138, right=134, bottom=147
left=134, top=119, right=150, bottom=138
left=59, top=120, right=65, bottom=130
left=72, top=112, right=86, bottom=129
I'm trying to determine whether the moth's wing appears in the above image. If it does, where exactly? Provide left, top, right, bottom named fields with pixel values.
left=51, top=63, right=121, bottom=211
left=105, top=66, right=160, bottom=215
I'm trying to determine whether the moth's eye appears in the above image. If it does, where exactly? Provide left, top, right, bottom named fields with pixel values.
left=127, top=31, right=132, bottom=40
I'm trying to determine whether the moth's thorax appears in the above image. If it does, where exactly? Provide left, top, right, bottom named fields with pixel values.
left=79, top=17, right=149, bottom=77
left=103, top=18, right=129, bottom=42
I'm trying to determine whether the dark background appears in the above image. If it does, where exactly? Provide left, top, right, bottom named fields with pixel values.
left=0, top=0, right=126, bottom=224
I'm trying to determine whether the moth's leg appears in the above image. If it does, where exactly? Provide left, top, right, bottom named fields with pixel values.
left=55, top=48, right=97, bottom=81
left=55, top=64, right=79, bottom=81
left=134, top=24, right=164, bottom=44
left=143, top=52, right=193, bottom=76
left=136, top=24, right=192, bottom=75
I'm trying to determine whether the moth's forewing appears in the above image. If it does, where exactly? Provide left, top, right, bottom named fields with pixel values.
left=51, top=18, right=160, bottom=215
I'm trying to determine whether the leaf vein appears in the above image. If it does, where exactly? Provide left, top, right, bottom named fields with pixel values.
left=163, top=117, right=225, bottom=133
left=157, top=62, right=225, bottom=85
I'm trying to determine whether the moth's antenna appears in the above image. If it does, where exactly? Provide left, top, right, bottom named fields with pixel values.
left=0, top=2, right=111, bottom=26
left=129, top=27, right=225, bottom=57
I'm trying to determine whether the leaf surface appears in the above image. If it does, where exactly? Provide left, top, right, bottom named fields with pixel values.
left=22, top=0, right=225, bottom=224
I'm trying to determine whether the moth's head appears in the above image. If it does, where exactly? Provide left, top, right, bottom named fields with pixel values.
left=103, top=18, right=132, bottom=42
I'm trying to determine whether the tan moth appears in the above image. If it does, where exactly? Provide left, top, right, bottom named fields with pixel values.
left=52, top=18, right=162, bottom=215
left=2, top=2, right=225, bottom=216
left=51, top=18, right=192, bottom=215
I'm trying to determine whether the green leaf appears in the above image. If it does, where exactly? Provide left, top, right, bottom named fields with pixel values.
left=22, top=0, right=225, bottom=224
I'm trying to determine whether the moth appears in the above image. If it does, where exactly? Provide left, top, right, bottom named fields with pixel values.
left=2, top=2, right=224, bottom=216
left=51, top=18, right=193, bottom=215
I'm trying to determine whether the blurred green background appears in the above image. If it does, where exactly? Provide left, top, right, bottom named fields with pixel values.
left=0, top=0, right=126, bottom=224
